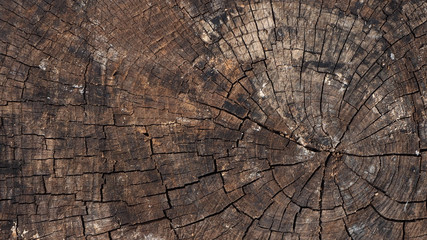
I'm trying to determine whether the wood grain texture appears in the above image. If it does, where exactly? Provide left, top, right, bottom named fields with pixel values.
left=0, top=0, right=426, bottom=239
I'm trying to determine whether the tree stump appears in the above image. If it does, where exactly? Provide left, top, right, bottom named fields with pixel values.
left=0, top=0, right=426, bottom=239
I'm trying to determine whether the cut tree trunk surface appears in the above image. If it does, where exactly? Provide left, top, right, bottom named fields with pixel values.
left=0, top=0, right=426, bottom=239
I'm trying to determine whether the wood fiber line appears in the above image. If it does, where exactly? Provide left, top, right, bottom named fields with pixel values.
left=0, top=0, right=426, bottom=239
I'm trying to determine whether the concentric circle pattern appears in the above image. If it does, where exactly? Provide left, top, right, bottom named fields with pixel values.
left=0, top=0, right=426, bottom=239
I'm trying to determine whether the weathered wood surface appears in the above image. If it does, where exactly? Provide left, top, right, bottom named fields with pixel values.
left=0, top=0, right=426, bottom=239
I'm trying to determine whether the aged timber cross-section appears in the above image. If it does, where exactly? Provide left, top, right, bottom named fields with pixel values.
left=0, top=0, right=426, bottom=239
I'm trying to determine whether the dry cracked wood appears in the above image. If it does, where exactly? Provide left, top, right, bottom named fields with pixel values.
left=0, top=0, right=426, bottom=239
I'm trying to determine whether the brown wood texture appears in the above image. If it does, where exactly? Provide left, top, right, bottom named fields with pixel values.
left=0, top=0, right=426, bottom=239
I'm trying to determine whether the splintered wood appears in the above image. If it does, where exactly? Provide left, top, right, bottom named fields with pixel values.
left=0, top=0, right=426, bottom=239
